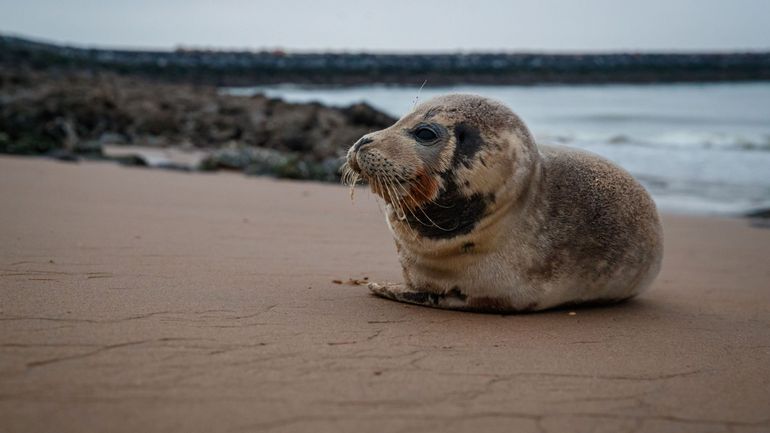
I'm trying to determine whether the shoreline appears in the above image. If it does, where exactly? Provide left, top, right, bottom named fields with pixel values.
left=9, top=153, right=770, bottom=221
left=3, top=69, right=768, bottom=217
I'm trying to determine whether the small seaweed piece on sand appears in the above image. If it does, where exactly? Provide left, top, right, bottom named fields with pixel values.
left=332, top=277, right=370, bottom=286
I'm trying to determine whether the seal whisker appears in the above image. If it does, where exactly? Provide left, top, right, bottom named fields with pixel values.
left=412, top=79, right=428, bottom=109
left=381, top=176, right=425, bottom=239
left=348, top=173, right=360, bottom=201
left=387, top=178, right=432, bottom=229
left=340, top=163, right=364, bottom=202
left=389, top=171, right=454, bottom=210
left=390, top=172, right=455, bottom=216
left=341, top=163, right=352, bottom=182
left=383, top=177, right=410, bottom=222
left=376, top=176, right=406, bottom=220
left=340, top=163, right=353, bottom=186
left=385, top=172, right=457, bottom=232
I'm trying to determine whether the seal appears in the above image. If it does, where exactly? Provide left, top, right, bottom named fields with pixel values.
left=342, top=94, right=663, bottom=313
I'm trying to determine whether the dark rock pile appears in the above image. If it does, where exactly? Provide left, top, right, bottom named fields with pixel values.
left=0, top=69, right=396, bottom=180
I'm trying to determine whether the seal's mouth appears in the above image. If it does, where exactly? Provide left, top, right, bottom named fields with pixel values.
left=342, top=147, right=443, bottom=223
left=340, top=152, right=364, bottom=187
left=343, top=152, right=408, bottom=186
left=345, top=151, right=362, bottom=174
left=341, top=155, right=405, bottom=207
left=341, top=154, right=462, bottom=234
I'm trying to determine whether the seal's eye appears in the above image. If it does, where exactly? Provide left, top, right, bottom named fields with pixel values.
left=414, top=126, right=438, bottom=143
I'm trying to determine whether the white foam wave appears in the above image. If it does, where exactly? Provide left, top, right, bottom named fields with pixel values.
left=536, top=131, right=770, bottom=152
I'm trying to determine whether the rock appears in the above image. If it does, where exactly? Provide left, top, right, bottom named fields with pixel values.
left=102, top=144, right=208, bottom=170
left=746, top=208, right=770, bottom=219
left=342, top=102, right=395, bottom=127
left=0, top=70, right=396, bottom=182
left=45, top=149, right=79, bottom=162
left=98, top=132, right=128, bottom=145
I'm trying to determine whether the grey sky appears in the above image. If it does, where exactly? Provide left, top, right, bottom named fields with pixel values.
left=1, top=0, right=769, bottom=52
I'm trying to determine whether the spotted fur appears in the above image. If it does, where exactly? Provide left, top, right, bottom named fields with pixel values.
left=344, top=94, right=663, bottom=313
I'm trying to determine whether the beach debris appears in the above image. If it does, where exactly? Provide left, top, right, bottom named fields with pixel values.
left=568, top=311, right=577, bottom=316
left=332, top=277, right=370, bottom=286
left=327, top=341, right=356, bottom=346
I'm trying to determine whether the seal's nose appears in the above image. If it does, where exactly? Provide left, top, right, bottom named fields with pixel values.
left=352, top=136, right=373, bottom=152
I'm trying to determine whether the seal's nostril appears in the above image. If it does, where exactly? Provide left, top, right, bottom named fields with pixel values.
left=353, top=137, right=374, bottom=152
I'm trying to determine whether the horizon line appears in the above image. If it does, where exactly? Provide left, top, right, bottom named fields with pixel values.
left=4, top=31, right=770, bottom=56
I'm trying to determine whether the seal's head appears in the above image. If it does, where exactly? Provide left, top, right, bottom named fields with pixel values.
left=343, top=94, right=540, bottom=241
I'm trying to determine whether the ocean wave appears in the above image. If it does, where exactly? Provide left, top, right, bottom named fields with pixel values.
left=536, top=131, right=770, bottom=152
left=547, top=114, right=770, bottom=127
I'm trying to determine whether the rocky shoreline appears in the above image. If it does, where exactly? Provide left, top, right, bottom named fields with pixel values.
left=0, top=69, right=395, bottom=181
left=2, top=68, right=768, bottom=219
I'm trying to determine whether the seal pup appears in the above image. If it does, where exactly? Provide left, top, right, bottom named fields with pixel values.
left=342, top=94, right=663, bottom=313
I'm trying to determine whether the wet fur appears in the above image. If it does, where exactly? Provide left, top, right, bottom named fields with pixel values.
left=345, top=94, right=663, bottom=313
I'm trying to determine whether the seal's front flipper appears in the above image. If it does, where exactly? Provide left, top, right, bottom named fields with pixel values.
left=367, top=282, right=469, bottom=310
left=368, top=282, right=531, bottom=313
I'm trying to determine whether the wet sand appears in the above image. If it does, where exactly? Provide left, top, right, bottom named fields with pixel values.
left=1, top=156, right=769, bottom=433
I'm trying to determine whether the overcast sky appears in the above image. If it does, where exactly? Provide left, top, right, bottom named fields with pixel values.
left=1, top=0, right=769, bottom=52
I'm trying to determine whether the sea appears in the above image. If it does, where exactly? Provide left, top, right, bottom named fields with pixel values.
left=225, top=83, right=770, bottom=216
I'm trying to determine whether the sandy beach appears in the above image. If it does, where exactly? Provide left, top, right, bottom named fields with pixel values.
left=1, top=155, right=769, bottom=432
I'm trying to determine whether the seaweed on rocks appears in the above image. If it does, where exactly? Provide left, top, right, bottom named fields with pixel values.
left=0, top=69, right=396, bottom=181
